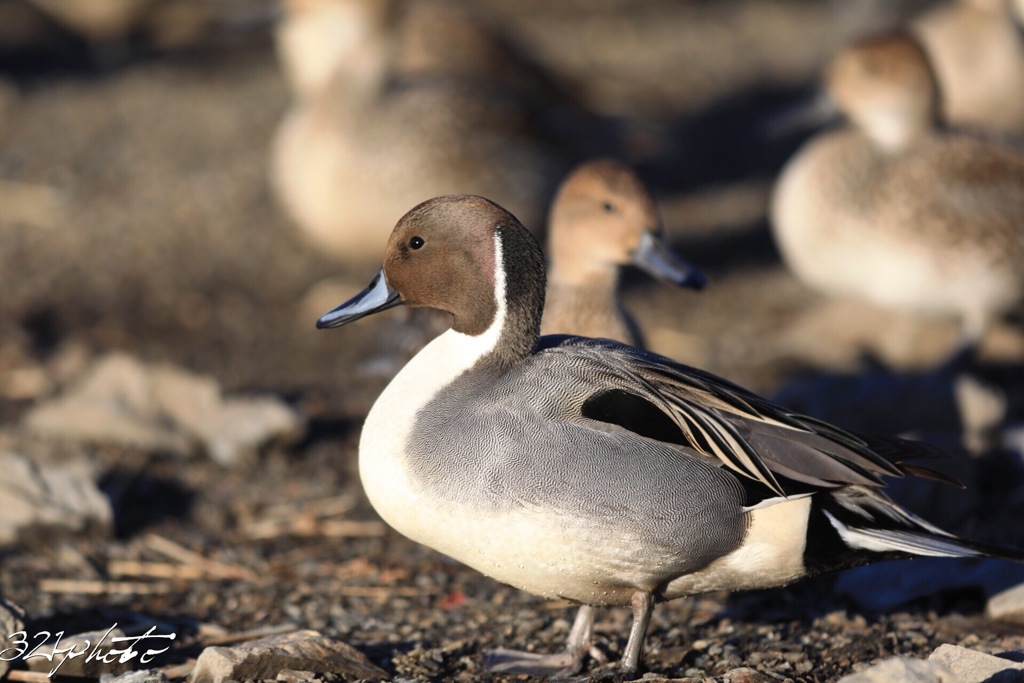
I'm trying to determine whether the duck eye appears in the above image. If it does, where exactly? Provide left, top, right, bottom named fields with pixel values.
left=409, top=236, right=424, bottom=250
left=602, top=201, right=616, bottom=213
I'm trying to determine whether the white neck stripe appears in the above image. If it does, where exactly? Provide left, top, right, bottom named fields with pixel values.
left=477, top=230, right=506, bottom=349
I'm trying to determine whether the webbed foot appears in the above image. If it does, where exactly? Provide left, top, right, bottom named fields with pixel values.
left=484, top=605, right=604, bottom=678
left=484, top=646, right=602, bottom=678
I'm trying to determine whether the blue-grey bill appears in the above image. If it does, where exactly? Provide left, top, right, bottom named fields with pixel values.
left=631, top=231, right=707, bottom=289
left=762, top=88, right=838, bottom=140
left=316, top=268, right=403, bottom=329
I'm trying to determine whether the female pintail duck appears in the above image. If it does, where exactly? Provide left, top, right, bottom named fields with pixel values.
left=542, top=160, right=705, bottom=348
left=913, top=0, right=1024, bottom=136
left=271, top=0, right=568, bottom=266
left=771, top=32, right=1024, bottom=347
left=318, top=195, right=1023, bottom=676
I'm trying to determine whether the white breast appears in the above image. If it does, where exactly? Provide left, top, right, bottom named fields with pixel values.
left=358, top=235, right=508, bottom=563
left=359, top=324, right=496, bottom=536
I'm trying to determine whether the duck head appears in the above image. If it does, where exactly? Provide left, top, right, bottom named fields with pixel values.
left=826, top=32, right=942, bottom=152
left=317, top=195, right=546, bottom=362
left=547, top=159, right=706, bottom=289
left=276, top=0, right=397, bottom=98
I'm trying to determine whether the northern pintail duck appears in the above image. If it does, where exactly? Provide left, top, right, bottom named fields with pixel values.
left=271, top=0, right=568, bottom=266
left=318, top=195, right=1023, bottom=676
left=25, top=0, right=220, bottom=52
left=275, top=0, right=566, bottom=102
left=27, top=0, right=155, bottom=44
left=542, top=160, right=705, bottom=347
left=771, top=32, right=1024, bottom=346
left=913, top=0, right=1024, bottom=136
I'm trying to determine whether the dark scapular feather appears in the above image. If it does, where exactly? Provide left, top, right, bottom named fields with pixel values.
left=546, top=337, right=940, bottom=497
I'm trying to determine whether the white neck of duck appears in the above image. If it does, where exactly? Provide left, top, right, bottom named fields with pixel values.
left=358, top=234, right=508, bottom=538
left=854, top=107, right=936, bottom=153
left=278, top=3, right=393, bottom=98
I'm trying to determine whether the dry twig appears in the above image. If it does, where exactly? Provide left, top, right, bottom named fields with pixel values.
left=107, top=561, right=227, bottom=580
left=245, top=517, right=386, bottom=540
left=257, top=494, right=358, bottom=521
left=144, top=534, right=258, bottom=581
left=335, top=585, right=424, bottom=598
left=38, top=579, right=175, bottom=595
left=6, top=671, right=53, bottom=683
left=201, top=622, right=299, bottom=646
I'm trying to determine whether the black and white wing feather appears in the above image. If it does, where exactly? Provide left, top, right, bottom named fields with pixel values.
left=541, top=336, right=925, bottom=497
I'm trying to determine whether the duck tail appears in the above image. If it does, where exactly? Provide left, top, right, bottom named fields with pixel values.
left=856, top=433, right=965, bottom=487
left=804, top=486, right=1024, bottom=574
left=822, top=510, right=1024, bottom=562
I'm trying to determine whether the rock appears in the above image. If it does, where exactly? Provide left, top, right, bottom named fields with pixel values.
left=199, top=395, right=303, bottom=467
left=101, top=669, right=170, bottom=683
left=0, top=451, right=113, bottom=546
left=24, top=353, right=191, bottom=453
left=188, top=629, right=387, bottom=683
left=25, top=627, right=131, bottom=678
left=146, top=358, right=303, bottom=465
left=929, top=644, right=1024, bottom=682
left=836, top=656, right=955, bottom=683
left=0, top=600, right=27, bottom=679
left=723, top=667, right=779, bottom=683
left=988, top=581, right=1024, bottom=625
left=275, top=669, right=345, bottom=683
left=24, top=352, right=304, bottom=464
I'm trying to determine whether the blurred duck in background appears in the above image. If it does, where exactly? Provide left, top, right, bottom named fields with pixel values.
left=28, top=0, right=156, bottom=43
left=912, top=0, right=1024, bottom=137
left=16, top=0, right=243, bottom=56
left=270, top=0, right=608, bottom=268
left=541, top=160, right=706, bottom=348
left=771, top=33, right=1024, bottom=354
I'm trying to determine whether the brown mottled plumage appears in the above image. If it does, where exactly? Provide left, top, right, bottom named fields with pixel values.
left=913, top=0, right=1024, bottom=136
left=270, top=0, right=569, bottom=266
left=772, top=33, right=1024, bottom=342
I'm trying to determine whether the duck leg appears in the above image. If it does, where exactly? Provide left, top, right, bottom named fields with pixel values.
left=484, top=605, right=603, bottom=676
left=620, top=591, right=655, bottom=673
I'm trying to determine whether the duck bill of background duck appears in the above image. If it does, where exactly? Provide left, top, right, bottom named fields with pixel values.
left=632, top=231, right=708, bottom=289
left=762, top=88, right=839, bottom=140
left=316, top=268, right=403, bottom=329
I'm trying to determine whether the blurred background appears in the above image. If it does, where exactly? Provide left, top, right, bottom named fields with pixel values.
left=0, top=0, right=954, bottom=404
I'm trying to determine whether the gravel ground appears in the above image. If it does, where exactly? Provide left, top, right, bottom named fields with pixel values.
left=1, top=1, right=1024, bottom=680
